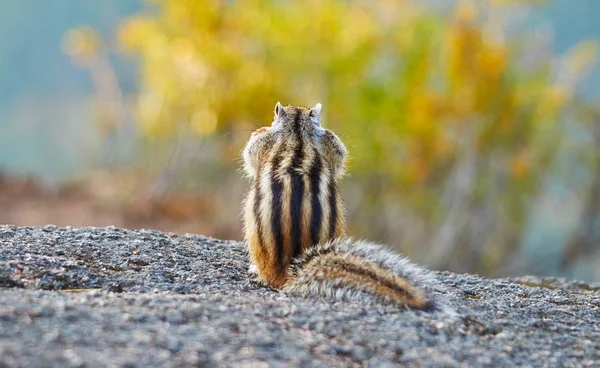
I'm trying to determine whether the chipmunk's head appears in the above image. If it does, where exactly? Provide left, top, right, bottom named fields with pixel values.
left=242, top=102, right=347, bottom=180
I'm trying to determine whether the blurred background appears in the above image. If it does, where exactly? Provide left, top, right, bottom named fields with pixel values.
left=1, top=0, right=600, bottom=281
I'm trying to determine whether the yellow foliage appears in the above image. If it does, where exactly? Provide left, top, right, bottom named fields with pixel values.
left=113, top=0, right=597, bottom=185
left=77, top=0, right=598, bottom=272
left=61, top=27, right=102, bottom=67
left=510, top=151, right=531, bottom=180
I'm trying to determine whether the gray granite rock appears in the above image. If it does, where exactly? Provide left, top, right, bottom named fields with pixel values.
left=0, top=225, right=599, bottom=367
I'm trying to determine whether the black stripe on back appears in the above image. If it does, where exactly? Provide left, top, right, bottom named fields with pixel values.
left=308, top=151, right=323, bottom=246
left=290, top=173, right=304, bottom=259
left=253, top=164, right=264, bottom=250
left=328, top=171, right=338, bottom=240
left=270, top=146, right=285, bottom=272
left=289, top=108, right=304, bottom=259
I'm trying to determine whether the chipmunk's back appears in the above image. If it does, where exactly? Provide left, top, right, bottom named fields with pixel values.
left=242, top=103, right=347, bottom=287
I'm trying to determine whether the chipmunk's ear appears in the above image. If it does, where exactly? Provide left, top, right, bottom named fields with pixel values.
left=310, top=103, right=322, bottom=127
left=273, top=102, right=284, bottom=123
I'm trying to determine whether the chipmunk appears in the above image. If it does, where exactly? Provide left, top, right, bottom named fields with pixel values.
left=242, top=102, right=446, bottom=312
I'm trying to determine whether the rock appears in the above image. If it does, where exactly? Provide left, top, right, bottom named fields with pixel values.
left=0, top=225, right=599, bottom=367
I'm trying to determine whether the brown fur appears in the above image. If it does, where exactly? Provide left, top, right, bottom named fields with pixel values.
left=242, top=103, right=346, bottom=287
left=286, top=249, right=430, bottom=310
left=241, top=102, right=441, bottom=312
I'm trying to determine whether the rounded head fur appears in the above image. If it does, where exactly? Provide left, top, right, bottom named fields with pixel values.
left=242, top=102, right=347, bottom=180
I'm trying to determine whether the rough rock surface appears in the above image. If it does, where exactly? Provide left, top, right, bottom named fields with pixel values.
left=0, top=225, right=599, bottom=367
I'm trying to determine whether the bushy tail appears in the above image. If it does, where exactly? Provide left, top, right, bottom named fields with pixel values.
left=282, top=238, right=444, bottom=312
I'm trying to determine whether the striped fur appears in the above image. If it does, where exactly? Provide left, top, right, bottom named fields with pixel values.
left=284, top=238, right=442, bottom=311
left=242, top=102, right=446, bottom=312
left=242, top=103, right=346, bottom=287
